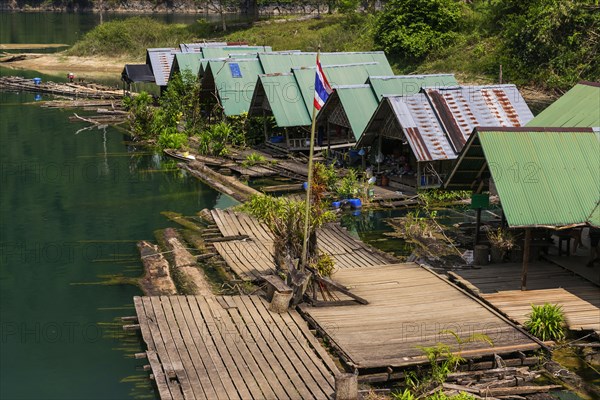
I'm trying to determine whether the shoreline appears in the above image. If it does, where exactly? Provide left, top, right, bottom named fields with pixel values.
left=0, top=52, right=133, bottom=81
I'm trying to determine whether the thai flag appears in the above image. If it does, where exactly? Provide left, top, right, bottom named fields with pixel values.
left=313, top=55, right=333, bottom=110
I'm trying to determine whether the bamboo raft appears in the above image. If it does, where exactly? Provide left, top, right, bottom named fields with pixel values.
left=0, top=76, right=123, bottom=99
left=132, top=295, right=337, bottom=400
left=208, top=209, right=395, bottom=281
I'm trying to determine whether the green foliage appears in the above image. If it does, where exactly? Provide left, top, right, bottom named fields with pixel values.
left=418, top=190, right=470, bottom=205
left=68, top=17, right=195, bottom=59
left=197, top=122, right=245, bottom=157
left=374, top=0, right=463, bottom=62
left=227, top=113, right=269, bottom=146
left=312, top=253, right=335, bottom=277
left=491, top=0, right=600, bottom=90
left=123, top=92, right=155, bottom=137
left=524, top=303, right=566, bottom=341
left=392, top=389, right=415, bottom=400
left=313, top=162, right=338, bottom=192
left=336, top=169, right=362, bottom=199
left=159, top=71, right=203, bottom=132
left=157, top=129, right=188, bottom=150
left=223, top=13, right=375, bottom=53
left=239, top=194, right=335, bottom=270
left=241, top=152, right=267, bottom=167
left=486, top=227, right=516, bottom=251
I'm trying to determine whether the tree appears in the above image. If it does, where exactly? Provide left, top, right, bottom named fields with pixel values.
left=491, top=0, right=600, bottom=90
left=374, top=0, right=462, bottom=62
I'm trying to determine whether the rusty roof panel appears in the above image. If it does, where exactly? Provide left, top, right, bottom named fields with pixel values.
left=147, top=48, right=179, bottom=86
left=362, top=85, right=533, bottom=162
left=424, top=85, right=534, bottom=152
left=388, top=95, right=454, bottom=161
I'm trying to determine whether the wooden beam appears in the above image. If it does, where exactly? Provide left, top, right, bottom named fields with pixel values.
left=521, top=228, right=532, bottom=291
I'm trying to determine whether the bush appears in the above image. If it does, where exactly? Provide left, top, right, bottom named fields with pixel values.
left=197, top=122, right=245, bottom=157
left=374, top=0, right=463, bottom=62
left=524, top=303, right=566, bottom=341
left=491, top=0, right=600, bottom=90
left=157, top=129, right=188, bottom=150
left=123, top=92, right=155, bottom=137
left=68, top=17, right=195, bottom=59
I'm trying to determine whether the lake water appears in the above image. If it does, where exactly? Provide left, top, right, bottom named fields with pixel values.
left=0, top=86, right=235, bottom=398
left=0, top=11, right=240, bottom=47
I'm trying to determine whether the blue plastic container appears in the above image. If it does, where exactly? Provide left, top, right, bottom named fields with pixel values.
left=348, top=149, right=359, bottom=159
left=270, top=135, right=284, bottom=143
left=348, top=198, right=362, bottom=209
left=33, top=77, right=42, bottom=85
left=331, top=201, right=341, bottom=209
left=352, top=210, right=361, bottom=217
left=302, top=182, right=308, bottom=191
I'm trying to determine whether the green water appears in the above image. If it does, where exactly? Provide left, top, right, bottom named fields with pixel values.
left=0, top=90, right=234, bottom=399
left=0, top=11, right=243, bottom=48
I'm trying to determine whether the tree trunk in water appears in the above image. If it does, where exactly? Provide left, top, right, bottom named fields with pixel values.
left=220, top=9, right=227, bottom=32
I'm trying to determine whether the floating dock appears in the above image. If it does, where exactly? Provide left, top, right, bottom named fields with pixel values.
left=450, top=261, right=600, bottom=335
left=0, top=76, right=123, bottom=99
left=299, top=263, right=541, bottom=371
left=134, top=295, right=338, bottom=400
left=209, top=209, right=395, bottom=281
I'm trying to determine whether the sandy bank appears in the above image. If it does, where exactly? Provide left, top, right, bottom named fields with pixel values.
left=0, top=52, right=135, bottom=80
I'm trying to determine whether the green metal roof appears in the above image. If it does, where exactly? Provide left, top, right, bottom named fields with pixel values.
left=259, top=53, right=318, bottom=74
left=294, top=64, right=380, bottom=116
left=170, top=53, right=203, bottom=79
left=201, top=46, right=271, bottom=59
left=446, top=127, right=600, bottom=228
left=251, top=74, right=312, bottom=127
left=526, top=82, right=600, bottom=127
left=258, top=51, right=393, bottom=75
left=203, top=59, right=265, bottom=116
left=367, top=74, right=458, bottom=99
left=332, top=85, right=379, bottom=140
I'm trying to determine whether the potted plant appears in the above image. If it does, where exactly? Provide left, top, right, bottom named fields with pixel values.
left=487, top=227, right=515, bottom=263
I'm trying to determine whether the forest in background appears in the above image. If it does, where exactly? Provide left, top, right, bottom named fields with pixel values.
left=11, top=0, right=599, bottom=92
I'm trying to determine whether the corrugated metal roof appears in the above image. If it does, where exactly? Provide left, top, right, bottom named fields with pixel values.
left=320, top=85, right=380, bottom=140
left=250, top=73, right=311, bottom=127
left=367, top=74, right=458, bottom=99
left=424, top=85, right=534, bottom=152
left=202, top=59, right=265, bottom=116
left=201, top=46, right=271, bottom=59
left=526, top=81, right=600, bottom=127
left=170, top=53, right=202, bottom=79
left=293, top=63, right=383, bottom=117
left=358, top=85, right=534, bottom=161
left=146, top=48, right=179, bottom=86
left=179, top=42, right=228, bottom=52
left=477, top=127, right=600, bottom=228
left=258, top=51, right=393, bottom=75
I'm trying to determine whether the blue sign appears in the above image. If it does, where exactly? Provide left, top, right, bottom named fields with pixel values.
left=229, top=63, right=242, bottom=78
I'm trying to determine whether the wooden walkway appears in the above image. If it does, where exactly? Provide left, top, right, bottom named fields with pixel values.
left=210, top=209, right=394, bottom=281
left=451, top=262, right=600, bottom=335
left=483, top=289, right=600, bottom=333
left=299, top=263, right=540, bottom=369
left=134, top=295, right=337, bottom=400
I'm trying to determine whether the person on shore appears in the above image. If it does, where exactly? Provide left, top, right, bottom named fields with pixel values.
left=587, top=227, right=600, bottom=267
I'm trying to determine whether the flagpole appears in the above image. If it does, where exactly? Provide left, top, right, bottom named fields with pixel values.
left=300, top=47, right=321, bottom=270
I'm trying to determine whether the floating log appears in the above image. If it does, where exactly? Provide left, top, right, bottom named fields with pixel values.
left=0, top=76, right=123, bottom=99
left=123, top=324, right=141, bottom=331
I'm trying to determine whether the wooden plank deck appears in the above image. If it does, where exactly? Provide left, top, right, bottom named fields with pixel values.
left=210, top=209, right=394, bottom=281
left=482, top=288, right=600, bottom=333
left=134, top=295, right=337, bottom=400
left=299, top=263, right=540, bottom=370
left=451, top=262, right=600, bottom=335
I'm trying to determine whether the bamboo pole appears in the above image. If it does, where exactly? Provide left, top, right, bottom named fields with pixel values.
left=301, top=48, right=321, bottom=269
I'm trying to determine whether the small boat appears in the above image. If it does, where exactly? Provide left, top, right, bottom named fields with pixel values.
left=164, top=149, right=196, bottom=162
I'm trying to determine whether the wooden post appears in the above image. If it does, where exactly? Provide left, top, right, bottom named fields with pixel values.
left=262, top=109, right=268, bottom=143
left=474, top=208, right=482, bottom=246
left=521, top=228, right=532, bottom=291
left=499, top=64, right=503, bottom=84
left=269, top=291, right=292, bottom=313
left=335, top=373, right=358, bottom=400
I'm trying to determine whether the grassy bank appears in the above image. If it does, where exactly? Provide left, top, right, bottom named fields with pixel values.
left=67, top=2, right=598, bottom=92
